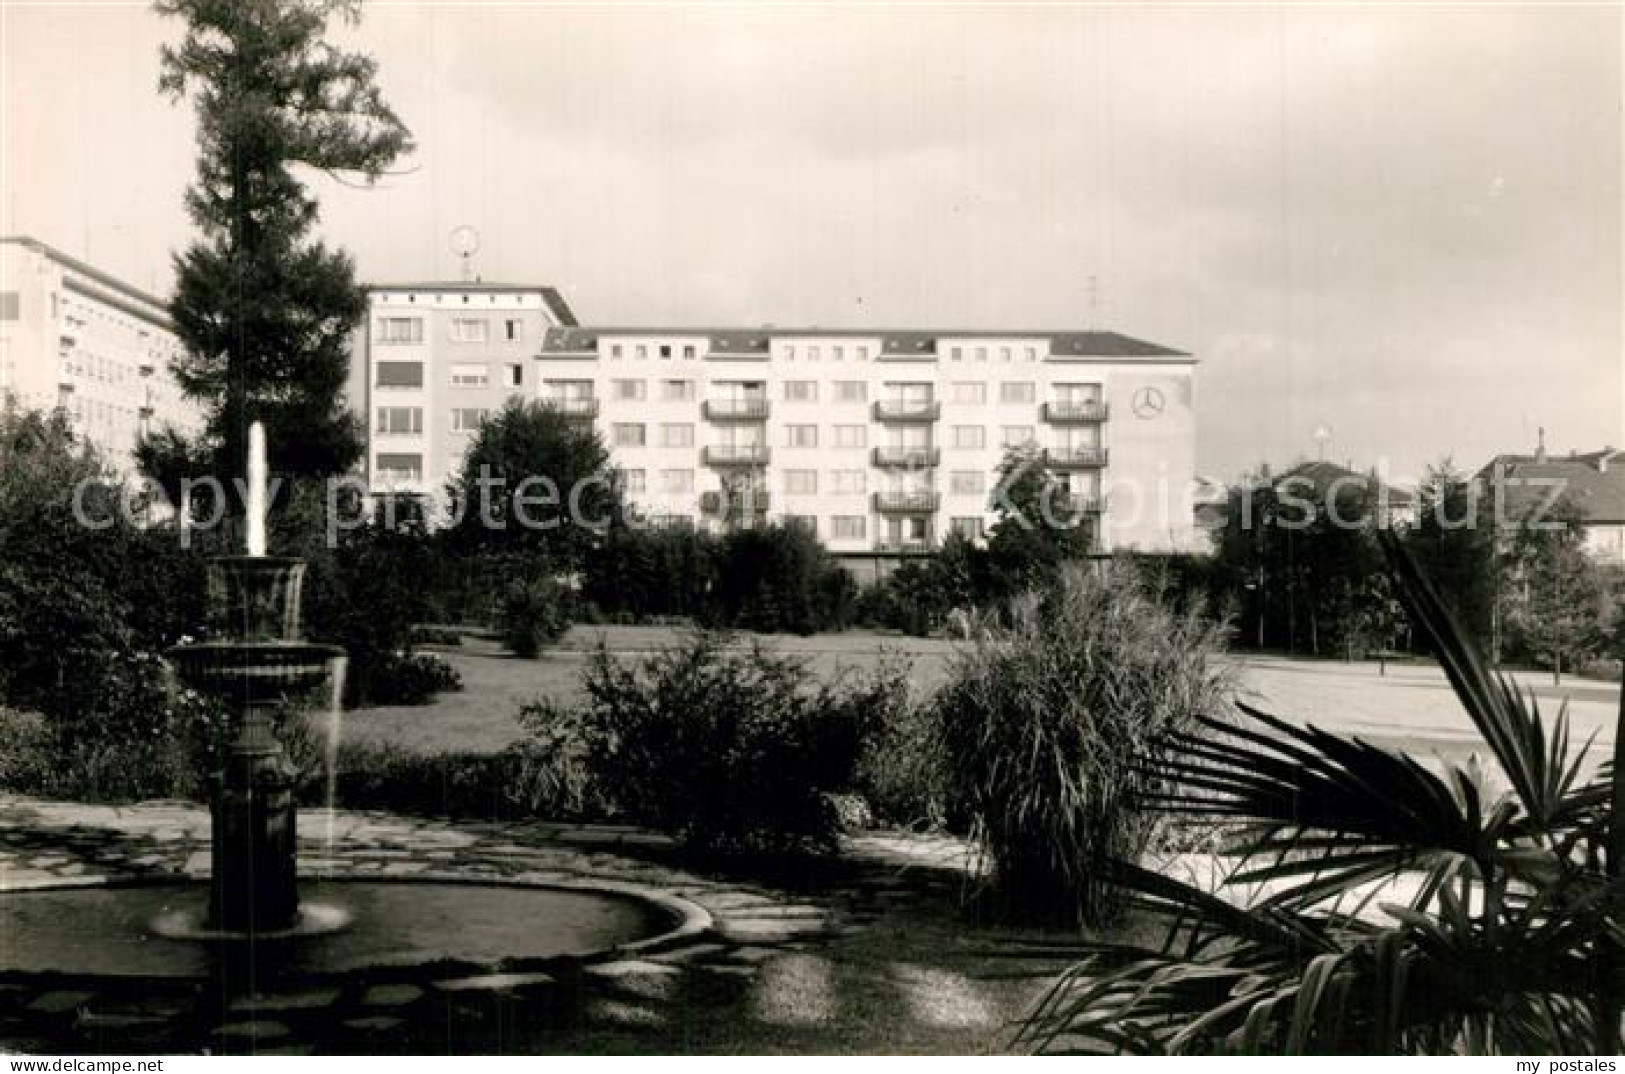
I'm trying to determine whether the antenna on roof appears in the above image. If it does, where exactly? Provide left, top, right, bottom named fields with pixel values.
left=1536, top=425, right=1547, bottom=463
left=1313, top=425, right=1332, bottom=461
left=450, top=225, right=480, bottom=283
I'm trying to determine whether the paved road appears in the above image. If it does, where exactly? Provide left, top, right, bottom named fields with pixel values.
left=1224, top=653, right=1619, bottom=773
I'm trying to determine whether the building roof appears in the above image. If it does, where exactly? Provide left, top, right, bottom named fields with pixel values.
left=1, top=235, right=171, bottom=320
left=1273, top=460, right=1418, bottom=508
left=1475, top=449, right=1625, bottom=523
left=538, top=326, right=1188, bottom=359
left=366, top=281, right=578, bottom=327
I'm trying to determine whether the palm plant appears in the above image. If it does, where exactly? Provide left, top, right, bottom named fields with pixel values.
left=1015, top=532, right=1623, bottom=1054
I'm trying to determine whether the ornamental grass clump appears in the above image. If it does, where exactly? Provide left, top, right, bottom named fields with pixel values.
left=938, top=562, right=1230, bottom=927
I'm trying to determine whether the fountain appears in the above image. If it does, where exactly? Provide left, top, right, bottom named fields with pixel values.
left=165, top=422, right=345, bottom=937
left=0, top=423, right=704, bottom=1049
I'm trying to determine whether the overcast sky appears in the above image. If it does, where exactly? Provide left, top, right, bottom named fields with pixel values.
left=3, top=1, right=1620, bottom=480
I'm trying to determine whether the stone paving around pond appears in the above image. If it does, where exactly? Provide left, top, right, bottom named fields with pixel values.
left=0, top=795, right=1029, bottom=1055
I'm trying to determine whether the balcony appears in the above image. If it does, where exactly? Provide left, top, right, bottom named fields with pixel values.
left=871, top=446, right=939, bottom=469
left=873, top=490, right=941, bottom=513
left=872, top=399, right=940, bottom=422
left=703, top=444, right=771, bottom=467
left=1042, top=400, right=1110, bottom=424
left=547, top=397, right=599, bottom=420
left=703, top=398, right=770, bottom=421
left=701, top=488, right=771, bottom=514
left=1052, top=493, right=1106, bottom=516
left=1044, top=446, right=1110, bottom=469
left=874, top=537, right=933, bottom=555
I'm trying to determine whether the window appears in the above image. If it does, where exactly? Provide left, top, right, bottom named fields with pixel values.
left=659, top=344, right=672, bottom=359
left=831, top=515, right=866, bottom=540
left=950, top=471, right=985, bottom=495
left=951, top=517, right=983, bottom=539
left=808, top=345, right=821, bottom=361
left=375, top=453, right=423, bottom=482
left=833, top=424, right=867, bottom=449
left=951, top=425, right=986, bottom=450
left=449, top=318, right=489, bottom=343
left=855, top=346, right=870, bottom=361
left=1000, top=381, right=1036, bottom=404
left=659, top=468, right=694, bottom=494
left=833, top=381, right=866, bottom=403
left=784, top=345, right=796, bottom=361
left=375, top=361, right=423, bottom=388
left=831, top=345, right=844, bottom=361
left=1024, top=346, right=1038, bottom=361
left=635, top=344, right=649, bottom=359
left=377, top=317, right=423, bottom=344
left=950, top=346, right=963, bottom=361
left=505, top=319, right=523, bottom=342
left=375, top=407, right=422, bottom=434
left=613, top=423, right=647, bottom=447
left=0, top=292, right=18, bottom=321
left=660, top=423, right=694, bottom=448
left=613, top=379, right=647, bottom=401
left=830, top=469, right=867, bottom=495
left=784, top=469, right=818, bottom=495
left=682, top=344, right=697, bottom=360
left=610, top=344, right=624, bottom=359
left=951, top=381, right=986, bottom=405
left=1002, top=425, right=1035, bottom=447
left=451, top=408, right=488, bottom=433
left=999, top=346, right=1012, bottom=362
left=784, top=424, right=818, bottom=448
left=783, top=380, right=818, bottom=402
left=623, top=469, right=647, bottom=495
left=450, top=363, right=489, bottom=388
left=660, top=379, right=695, bottom=402
left=783, top=514, right=817, bottom=535
left=506, top=364, right=523, bottom=388
left=974, top=346, right=988, bottom=362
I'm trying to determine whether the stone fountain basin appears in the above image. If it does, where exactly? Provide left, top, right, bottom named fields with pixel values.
left=0, top=877, right=695, bottom=981
left=167, top=641, right=344, bottom=703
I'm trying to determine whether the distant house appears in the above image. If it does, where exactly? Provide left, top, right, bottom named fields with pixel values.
left=1474, top=445, right=1625, bottom=564
left=1196, top=461, right=1417, bottom=542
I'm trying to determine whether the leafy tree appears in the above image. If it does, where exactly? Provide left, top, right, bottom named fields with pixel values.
left=150, top=0, right=412, bottom=481
left=984, top=445, right=1096, bottom=600
left=1405, top=459, right=1498, bottom=649
left=708, top=523, right=855, bottom=635
left=1501, top=502, right=1608, bottom=682
left=446, top=398, right=624, bottom=571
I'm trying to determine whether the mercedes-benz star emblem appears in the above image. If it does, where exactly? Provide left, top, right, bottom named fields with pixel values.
left=1131, top=386, right=1166, bottom=419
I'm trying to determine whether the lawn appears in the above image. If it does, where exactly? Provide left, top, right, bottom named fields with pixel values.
left=342, top=625, right=1622, bottom=772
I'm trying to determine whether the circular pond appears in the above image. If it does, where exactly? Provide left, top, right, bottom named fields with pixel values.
left=0, top=880, right=674, bottom=979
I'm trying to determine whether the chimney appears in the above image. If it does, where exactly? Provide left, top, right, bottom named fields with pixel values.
left=1535, top=427, right=1547, bottom=463
left=1601, top=446, right=1613, bottom=474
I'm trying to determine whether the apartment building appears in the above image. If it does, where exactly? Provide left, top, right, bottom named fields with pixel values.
left=0, top=236, right=198, bottom=472
left=532, top=327, right=1200, bottom=569
left=349, top=282, right=579, bottom=499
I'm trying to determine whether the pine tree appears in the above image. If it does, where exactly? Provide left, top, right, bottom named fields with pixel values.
left=147, top=0, right=412, bottom=482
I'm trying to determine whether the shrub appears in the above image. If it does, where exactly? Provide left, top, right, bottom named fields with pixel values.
left=304, top=736, right=603, bottom=821
left=938, top=562, right=1230, bottom=926
left=541, top=633, right=870, bottom=856
left=498, top=576, right=571, bottom=658
left=364, top=651, right=463, bottom=706
left=410, top=626, right=464, bottom=647
left=707, top=524, right=857, bottom=635
left=845, top=658, right=952, bottom=829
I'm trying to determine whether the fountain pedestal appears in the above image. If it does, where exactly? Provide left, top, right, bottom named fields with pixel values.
left=169, top=556, right=341, bottom=937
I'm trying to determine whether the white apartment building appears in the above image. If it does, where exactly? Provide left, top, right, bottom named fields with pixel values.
left=348, top=282, right=580, bottom=498
left=352, top=302, right=1199, bottom=568
left=0, top=236, right=198, bottom=472
left=535, top=327, right=1200, bottom=571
